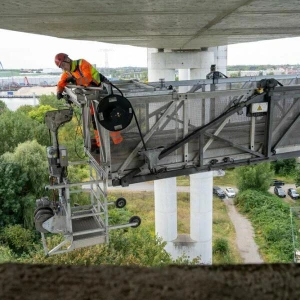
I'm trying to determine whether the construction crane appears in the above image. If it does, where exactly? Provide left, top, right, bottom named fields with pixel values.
left=99, top=49, right=113, bottom=68
left=24, top=76, right=30, bottom=85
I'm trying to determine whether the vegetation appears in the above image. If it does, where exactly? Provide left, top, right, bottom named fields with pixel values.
left=1, top=93, right=299, bottom=266
left=0, top=100, right=8, bottom=114
left=235, top=190, right=294, bottom=262
left=227, top=64, right=300, bottom=71
left=272, top=158, right=297, bottom=177
left=0, top=110, right=48, bottom=154
left=235, top=163, right=273, bottom=192
left=212, top=196, right=242, bottom=264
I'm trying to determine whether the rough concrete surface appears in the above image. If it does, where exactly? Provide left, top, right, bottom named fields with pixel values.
left=1, top=1, right=300, bottom=49
left=0, top=263, right=300, bottom=300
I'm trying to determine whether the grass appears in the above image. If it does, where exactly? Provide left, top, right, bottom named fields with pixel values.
left=214, top=169, right=237, bottom=186
left=212, top=196, right=243, bottom=264
left=109, top=190, right=242, bottom=264
left=177, top=169, right=237, bottom=188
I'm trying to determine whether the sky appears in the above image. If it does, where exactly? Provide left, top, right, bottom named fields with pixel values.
left=1, top=29, right=300, bottom=69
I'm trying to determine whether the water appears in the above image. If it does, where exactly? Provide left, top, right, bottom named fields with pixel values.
left=0, top=92, right=37, bottom=111
left=0, top=75, right=60, bottom=87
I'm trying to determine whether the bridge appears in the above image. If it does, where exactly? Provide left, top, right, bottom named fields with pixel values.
left=1, top=1, right=300, bottom=49
left=1, top=1, right=300, bottom=296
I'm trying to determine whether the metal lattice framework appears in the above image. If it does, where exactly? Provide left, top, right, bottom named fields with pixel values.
left=291, top=206, right=300, bottom=263
left=65, top=74, right=300, bottom=187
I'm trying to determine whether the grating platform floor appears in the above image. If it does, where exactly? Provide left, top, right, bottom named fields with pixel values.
left=72, top=210, right=104, bottom=241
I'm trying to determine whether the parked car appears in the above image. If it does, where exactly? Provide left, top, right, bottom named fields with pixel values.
left=225, top=187, right=236, bottom=198
left=271, top=179, right=285, bottom=186
left=213, top=186, right=226, bottom=199
left=287, top=188, right=299, bottom=200
left=274, top=186, right=286, bottom=198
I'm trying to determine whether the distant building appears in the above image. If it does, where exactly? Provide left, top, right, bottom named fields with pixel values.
left=42, top=68, right=62, bottom=74
left=240, top=70, right=261, bottom=76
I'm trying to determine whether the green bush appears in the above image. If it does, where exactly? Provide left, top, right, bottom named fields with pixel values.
left=0, top=245, right=15, bottom=263
left=272, top=158, right=297, bottom=176
left=27, top=227, right=172, bottom=267
left=0, top=225, right=35, bottom=254
left=235, top=163, right=273, bottom=192
left=213, top=238, right=229, bottom=255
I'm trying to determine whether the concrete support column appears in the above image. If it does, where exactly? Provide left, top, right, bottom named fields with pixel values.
left=149, top=48, right=178, bottom=256
left=154, top=177, right=177, bottom=253
left=190, top=171, right=213, bottom=264
left=148, top=47, right=224, bottom=264
left=189, top=51, right=215, bottom=125
left=178, top=68, right=190, bottom=93
left=209, top=46, right=228, bottom=75
left=147, top=48, right=175, bottom=82
left=190, top=51, right=214, bottom=80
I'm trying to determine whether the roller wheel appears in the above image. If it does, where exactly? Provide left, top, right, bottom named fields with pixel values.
left=34, top=209, right=54, bottom=233
left=34, top=206, right=53, bottom=217
left=129, top=216, right=141, bottom=228
left=115, top=197, right=126, bottom=208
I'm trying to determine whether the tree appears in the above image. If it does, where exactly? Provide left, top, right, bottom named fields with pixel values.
left=272, top=158, right=297, bottom=176
left=294, top=169, right=300, bottom=187
left=16, top=104, right=36, bottom=115
left=0, top=140, right=48, bottom=228
left=28, top=104, right=56, bottom=123
left=0, top=110, right=48, bottom=154
left=0, top=161, right=27, bottom=227
left=0, top=100, right=8, bottom=115
left=39, top=94, right=64, bottom=109
left=12, top=140, right=48, bottom=197
left=235, top=163, right=274, bottom=192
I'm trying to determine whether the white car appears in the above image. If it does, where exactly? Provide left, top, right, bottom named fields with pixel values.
left=225, top=187, right=236, bottom=198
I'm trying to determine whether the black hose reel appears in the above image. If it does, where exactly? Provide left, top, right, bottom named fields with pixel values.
left=96, top=94, right=133, bottom=132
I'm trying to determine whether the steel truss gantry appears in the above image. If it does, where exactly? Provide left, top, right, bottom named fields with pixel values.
left=35, top=74, right=300, bottom=254
left=64, top=74, right=300, bottom=188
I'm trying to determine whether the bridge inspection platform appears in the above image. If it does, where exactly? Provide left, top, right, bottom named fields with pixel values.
left=34, top=74, right=300, bottom=255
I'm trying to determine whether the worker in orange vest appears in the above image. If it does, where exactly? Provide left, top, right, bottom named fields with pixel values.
left=54, top=53, right=123, bottom=147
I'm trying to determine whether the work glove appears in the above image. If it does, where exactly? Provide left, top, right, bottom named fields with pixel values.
left=100, top=74, right=110, bottom=84
left=57, top=92, right=64, bottom=100
left=65, top=76, right=76, bottom=84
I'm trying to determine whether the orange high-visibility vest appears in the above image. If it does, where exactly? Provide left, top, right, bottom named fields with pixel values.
left=57, top=59, right=103, bottom=93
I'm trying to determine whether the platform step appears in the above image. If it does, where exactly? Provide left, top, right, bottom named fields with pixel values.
left=72, top=213, right=102, bottom=233
left=72, top=233, right=106, bottom=249
left=71, top=213, right=106, bottom=248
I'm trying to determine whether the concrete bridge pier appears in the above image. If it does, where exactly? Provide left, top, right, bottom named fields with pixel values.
left=148, top=47, right=226, bottom=264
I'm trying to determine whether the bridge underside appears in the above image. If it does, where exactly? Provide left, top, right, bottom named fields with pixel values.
left=1, top=1, right=300, bottom=49
left=65, top=75, right=300, bottom=186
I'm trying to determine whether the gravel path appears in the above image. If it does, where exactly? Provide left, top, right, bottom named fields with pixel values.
left=223, top=197, right=264, bottom=264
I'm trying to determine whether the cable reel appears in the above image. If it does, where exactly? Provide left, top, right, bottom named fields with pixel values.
left=97, top=83, right=147, bottom=151
left=96, top=94, right=133, bottom=132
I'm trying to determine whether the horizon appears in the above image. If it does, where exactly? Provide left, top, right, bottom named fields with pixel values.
left=1, top=62, right=300, bottom=71
left=1, top=29, right=300, bottom=69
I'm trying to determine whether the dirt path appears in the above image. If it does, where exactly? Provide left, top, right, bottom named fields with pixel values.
left=223, top=197, right=263, bottom=263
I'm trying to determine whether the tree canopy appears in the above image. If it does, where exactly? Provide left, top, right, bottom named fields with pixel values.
left=235, top=163, right=274, bottom=192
